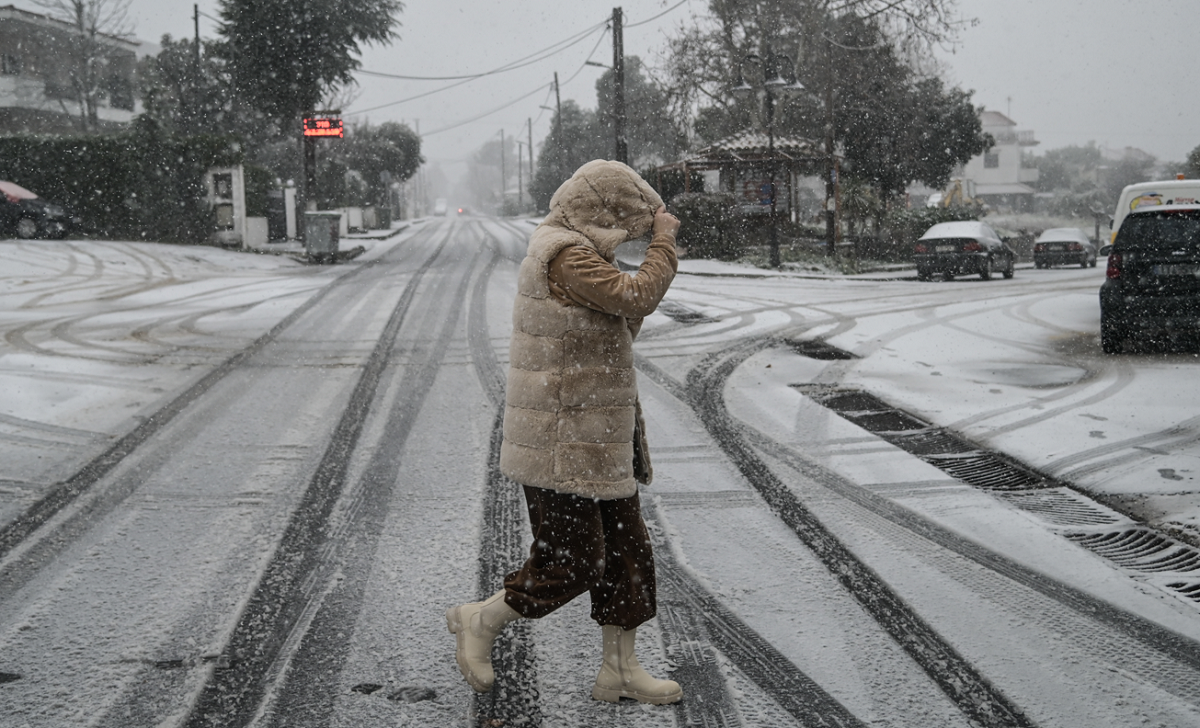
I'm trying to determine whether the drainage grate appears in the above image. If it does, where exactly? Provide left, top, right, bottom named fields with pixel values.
left=887, top=429, right=978, bottom=456
left=924, top=452, right=1048, bottom=491
left=843, top=409, right=930, bottom=433
left=794, top=378, right=1200, bottom=608
left=785, top=338, right=858, bottom=360
left=803, top=387, right=1050, bottom=492
left=999, top=490, right=1126, bottom=527
left=1166, top=582, right=1200, bottom=604
left=1065, top=529, right=1200, bottom=574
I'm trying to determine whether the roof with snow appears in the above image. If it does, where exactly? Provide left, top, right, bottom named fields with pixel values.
left=657, top=130, right=825, bottom=172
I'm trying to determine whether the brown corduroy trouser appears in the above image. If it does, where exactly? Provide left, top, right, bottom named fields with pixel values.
left=503, top=485, right=656, bottom=630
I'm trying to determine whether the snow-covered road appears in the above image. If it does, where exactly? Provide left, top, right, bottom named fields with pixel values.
left=1, top=220, right=1198, bottom=727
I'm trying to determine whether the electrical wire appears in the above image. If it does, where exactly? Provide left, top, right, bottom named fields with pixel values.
left=356, top=19, right=608, bottom=81
left=420, top=27, right=610, bottom=137
left=349, top=22, right=608, bottom=115
left=625, top=0, right=692, bottom=28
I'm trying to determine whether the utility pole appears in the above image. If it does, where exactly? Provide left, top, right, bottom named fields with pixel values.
left=527, top=117, right=534, bottom=197
left=517, top=140, right=524, bottom=212
left=192, top=4, right=200, bottom=132
left=193, top=5, right=201, bottom=71
left=499, top=128, right=506, bottom=210
left=554, top=72, right=563, bottom=181
left=824, top=34, right=836, bottom=257
left=612, top=7, right=627, bottom=165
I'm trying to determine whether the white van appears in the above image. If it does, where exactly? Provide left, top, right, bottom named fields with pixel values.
left=433, top=198, right=448, bottom=216
left=1110, top=178, right=1200, bottom=243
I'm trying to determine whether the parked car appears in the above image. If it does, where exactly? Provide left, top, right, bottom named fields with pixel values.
left=1099, top=204, right=1200, bottom=353
left=1033, top=227, right=1097, bottom=268
left=913, top=220, right=1016, bottom=281
left=0, top=180, right=73, bottom=239
left=433, top=198, right=448, bottom=216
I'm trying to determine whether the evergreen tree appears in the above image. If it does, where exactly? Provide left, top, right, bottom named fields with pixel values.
left=530, top=101, right=606, bottom=212
left=594, top=56, right=682, bottom=168
left=216, top=0, right=402, bottom=129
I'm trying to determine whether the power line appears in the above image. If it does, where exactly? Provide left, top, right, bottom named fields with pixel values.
left=421, top=27, right=610, bottom=137
left=356, top=19, right=608, bottom=81
left=349, top=23, right=608, bottom=115
left=625, top=0, right=692, bottom=28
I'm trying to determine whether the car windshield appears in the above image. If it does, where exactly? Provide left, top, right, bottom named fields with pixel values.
left=1116, top=210, right=1200, bottom=250
left=0, top=180, right=38, bottom=200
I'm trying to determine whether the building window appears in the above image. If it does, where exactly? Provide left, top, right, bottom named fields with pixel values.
left=984, top=151, right=1000, bottom=169
left=1, top=54, right=22, bottom=75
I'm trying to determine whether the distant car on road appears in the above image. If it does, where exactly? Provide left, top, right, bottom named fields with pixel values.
left=0, top=180, right=73, bottom=239
left=913, top=220, right=1016, bottom=281
left=433, top=198, right=448, bottom=216
left=1033, top=227, right=1097, bottom=268
left=1099, top=204, right=1200, bottom=353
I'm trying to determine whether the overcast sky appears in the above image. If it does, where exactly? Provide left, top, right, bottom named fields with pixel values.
left=13, top=0, right=1198, bottom=181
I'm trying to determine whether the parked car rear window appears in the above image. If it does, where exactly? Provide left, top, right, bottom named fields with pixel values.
left=1115, top=210, right=1200, bottom=250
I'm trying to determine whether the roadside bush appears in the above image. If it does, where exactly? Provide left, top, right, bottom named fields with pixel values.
left=881, top=204, right=986, bottom=258
left=0, top=118, right=239, bottom=243
left=671, top=191, right=741, bottom=260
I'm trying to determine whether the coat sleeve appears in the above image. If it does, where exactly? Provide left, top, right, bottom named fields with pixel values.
left=547, top=233, right=678, bottom=319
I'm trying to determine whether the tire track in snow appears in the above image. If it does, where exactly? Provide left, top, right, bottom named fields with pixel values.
left=248, top=227, right=486, bottom=727
left=0, top=235, right=424, bottom=571
left=469, top=232, right=542, bottom=726
left=180, top=224, right=457, bottom=727
left=636, top=340, right=1039, bottom=728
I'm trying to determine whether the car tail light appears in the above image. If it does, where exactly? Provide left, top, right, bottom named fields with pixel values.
left=1034, top=243, right=1044, bottom=252
left=1106, top=252, right=1122, bottom=279
left=914, top=243, right=928, bottom=253
left=962, top=241, right=983, bottom=252
left=1068, top=242, right=1082, bottom=251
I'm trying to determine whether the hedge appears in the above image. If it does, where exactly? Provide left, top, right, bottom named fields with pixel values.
left=0, top=120, right=241, bottom=243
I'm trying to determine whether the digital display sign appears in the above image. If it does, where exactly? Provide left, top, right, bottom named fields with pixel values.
left=303, top=116, right=343, bottom=138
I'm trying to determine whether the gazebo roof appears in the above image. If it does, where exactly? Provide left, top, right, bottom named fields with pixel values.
left=657, top=130, right=825, bottom=172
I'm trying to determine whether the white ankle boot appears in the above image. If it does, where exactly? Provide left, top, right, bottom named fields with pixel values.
left=592, top=624, right=683, bottom=705
left=446, top=590, right=521, bottom=692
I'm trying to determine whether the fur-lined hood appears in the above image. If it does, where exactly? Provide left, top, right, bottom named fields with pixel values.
left=539, top=160, right=664, bottom=261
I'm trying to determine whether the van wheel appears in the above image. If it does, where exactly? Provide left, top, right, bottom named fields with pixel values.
left=1003, top=255, right=1015, bottom=278
left=916, top=267, right=931, bottom=281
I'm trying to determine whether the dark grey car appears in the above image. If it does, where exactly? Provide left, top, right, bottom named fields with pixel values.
left=1033, top=227, right=1097, bottom=268
left=914, top=220, right=1016, bottom=281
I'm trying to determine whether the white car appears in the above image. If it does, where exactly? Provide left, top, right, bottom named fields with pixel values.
left=433, top=198, right=448, bottom=216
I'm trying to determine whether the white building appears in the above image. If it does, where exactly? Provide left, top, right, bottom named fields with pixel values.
left=0, top=4, right=148, bottom=134
left=958, top=110, right=1041, bottom=212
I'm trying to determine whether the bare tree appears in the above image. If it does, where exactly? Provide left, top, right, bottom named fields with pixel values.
left=32, top=0, right=134, bottom=132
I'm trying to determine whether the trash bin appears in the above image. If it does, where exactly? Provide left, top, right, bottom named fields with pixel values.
left=304, top=211, right=342, bottom=263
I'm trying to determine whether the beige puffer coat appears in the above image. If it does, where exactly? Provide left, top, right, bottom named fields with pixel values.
left=499, top=160, right=673, bottom=500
